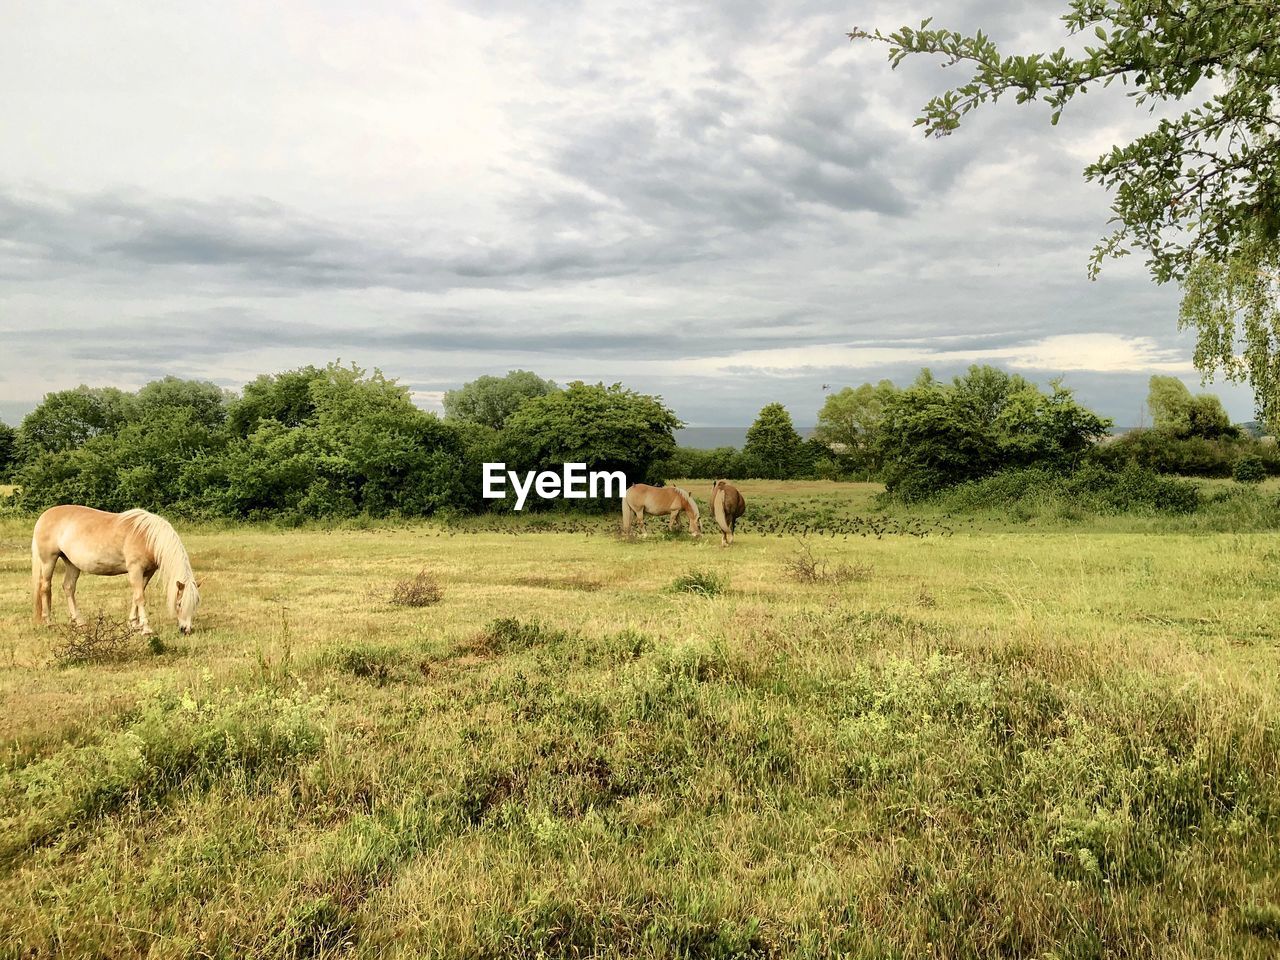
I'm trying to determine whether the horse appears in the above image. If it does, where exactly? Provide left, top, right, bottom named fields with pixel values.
left=621, top=484, right=701, bottom=538
left=710, top=479, right=745, bottom=547
left=32, top=505, right=201, bottom=635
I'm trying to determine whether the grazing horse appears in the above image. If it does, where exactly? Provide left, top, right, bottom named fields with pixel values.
left=622, top=484, right=701, bottom=538
left=710, top=479, right=746, bottom=547
left=32, top=505, right=201, bottom=635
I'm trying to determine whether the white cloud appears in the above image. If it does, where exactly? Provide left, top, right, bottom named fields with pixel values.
left=663, top=332, right=1194, bottom=378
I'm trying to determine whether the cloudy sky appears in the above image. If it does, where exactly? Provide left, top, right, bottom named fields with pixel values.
left=0, top=0, right=1257, bottom=428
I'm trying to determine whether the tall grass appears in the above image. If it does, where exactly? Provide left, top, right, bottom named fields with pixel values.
left=1, top=483, right=1278, bottom=957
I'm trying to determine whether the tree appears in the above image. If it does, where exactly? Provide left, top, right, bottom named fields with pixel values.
left=658, top=446, right=742, bottom=480
left=133, top=377, right=230, bottom=431
left=502, top=382, right=682, bottom=494
left=877, top=366, right=1111, bottom=499
left=814, top=380, right=898, bottom=472
left=221, top=363, right=474, bottom=519
left=1147, top=375, right=1236, bottom=437
left=853, top=4, right=1280, bottom=420
left=743, top=403, right=804, bottom=479
left=226, top=366, right=327, bottom=437
left=18, top=386, right=134, bottom=456
left=443, top=370, right=558, bottom=431
left=0, top=422, right=15, bottom=480
left=16, top=401, right=230, bottom=514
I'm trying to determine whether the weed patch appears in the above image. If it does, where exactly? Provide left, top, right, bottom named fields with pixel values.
left=670, top=568, right=726, bottom=596
left=464, top=617, right=569, bottom=656
left=334, top=644, right=413, bottom=686
left=0, top=685, right=328, bottom=860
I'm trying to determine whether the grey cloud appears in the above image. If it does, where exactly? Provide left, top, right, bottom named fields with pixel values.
left=0, top=0, right=1250, bottom=429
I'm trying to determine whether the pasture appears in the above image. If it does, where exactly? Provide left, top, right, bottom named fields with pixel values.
left=1, top=481, right=1278, bottom=958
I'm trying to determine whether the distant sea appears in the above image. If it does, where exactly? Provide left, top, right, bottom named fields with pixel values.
left=675, top=427, right=816, bottom=450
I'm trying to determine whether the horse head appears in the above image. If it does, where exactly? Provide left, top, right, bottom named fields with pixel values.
left=678, top=487, right=701, bottom=537
left=174, top=578, right=202, bottom=634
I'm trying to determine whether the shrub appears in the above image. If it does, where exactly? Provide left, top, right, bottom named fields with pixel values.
left=1091, top=428, right=1280, bottom=478
left=1234, top=454, right=1267, bottom=484
left=389, top=570, right=442, bottom=607
left=785, top=538, right=872, bottom=584
left=931, top=463, right=1201, bottom=517
left=51, top=613, right=149, bottom=665
left=1070, top=461, right=1200, bottom=514
left=669, top=568, right=726, bottom=596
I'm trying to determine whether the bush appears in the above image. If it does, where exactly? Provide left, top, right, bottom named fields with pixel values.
left=388, top=570, right=443, bottom=607
left=1234, top=454, right=1267, bottom=484
left=51, top=613, right=147, bottom=665
left=502, top=381, right=682, bottom=489
left=14, top=363, right=481, bottom=520
left=785, top=538, right=872, bottom=584
left=657, top=446, right=742, bottom=480
left=1071, top=461, right=1201, bottom=514
left=1091, top=429, right=1280, bottom=478
left=930, top=462, right=1201, bottom=517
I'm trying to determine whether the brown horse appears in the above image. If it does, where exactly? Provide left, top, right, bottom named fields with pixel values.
left=32, top=505, right=201, bottom=635
left=710, top=480, right=745, bottom=547
left=621, top=484, right=701, bottom=537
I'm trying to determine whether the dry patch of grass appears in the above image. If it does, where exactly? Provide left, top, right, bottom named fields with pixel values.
left=515, top=572, right=605, bottom=592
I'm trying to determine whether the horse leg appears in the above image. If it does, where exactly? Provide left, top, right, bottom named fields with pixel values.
left=33, top=554, right=57, bottom=625
left=62, top=562, right=85, bottom=626
left=128, top=565, right=155, bottom=635
left=668, top=509, right=680, bottom=533
left=127, top=570, right=153, bottom=627
left=636, top=507, right=647, bottom=537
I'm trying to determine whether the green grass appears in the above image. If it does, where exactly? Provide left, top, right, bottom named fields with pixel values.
left=1, top=480, right=1278, bottom=958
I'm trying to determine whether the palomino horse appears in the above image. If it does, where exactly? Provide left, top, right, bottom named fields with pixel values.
left=621, top=484, right=701, bottom=538
left=32, top=505, right=201, bottom=635
left=710, top=479, right=745, bottom=547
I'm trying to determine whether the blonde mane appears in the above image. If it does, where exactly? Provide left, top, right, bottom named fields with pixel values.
left=673, top=486, right=699, bottom=520
left=120, top=509, right=197, bottom=616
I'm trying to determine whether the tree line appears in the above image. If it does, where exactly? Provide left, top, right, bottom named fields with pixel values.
left=0, top=363, right=1272, bottom=520
left=0, top=364, right=680, bottom=520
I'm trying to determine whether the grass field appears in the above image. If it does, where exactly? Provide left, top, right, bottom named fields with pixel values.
left=1, top=481, right=1279, bottom=958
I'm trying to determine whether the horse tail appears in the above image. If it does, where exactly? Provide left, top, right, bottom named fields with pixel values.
left=713, top=486, right=729, bottom=534
left=621, top=494, right=632, bottom=534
